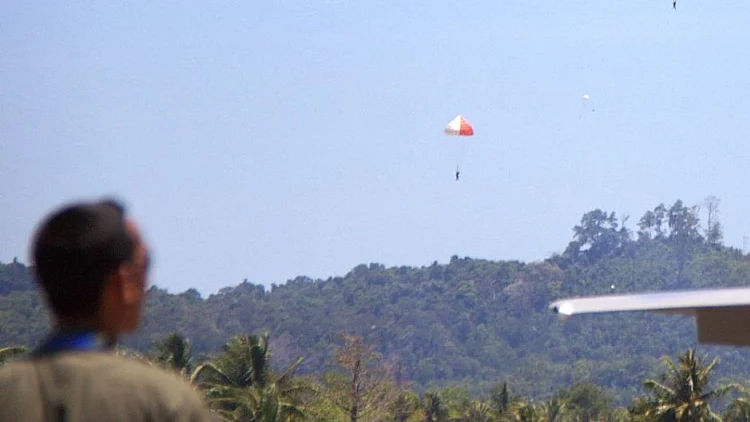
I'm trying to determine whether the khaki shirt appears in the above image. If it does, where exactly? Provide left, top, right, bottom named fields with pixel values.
left=0, top=351, right=216, bottom=422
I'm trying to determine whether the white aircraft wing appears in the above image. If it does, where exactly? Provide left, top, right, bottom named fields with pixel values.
left=549, top=286, right=750, bottom=346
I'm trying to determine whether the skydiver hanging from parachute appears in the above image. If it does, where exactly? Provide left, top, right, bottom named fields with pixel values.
left=444, top=115, right=474, bottom=182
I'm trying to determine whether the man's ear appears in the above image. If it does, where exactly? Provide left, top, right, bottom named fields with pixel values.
left=117, top=265, right=141, bottom=305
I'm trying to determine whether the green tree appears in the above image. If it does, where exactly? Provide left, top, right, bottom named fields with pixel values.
left=193, top=333, right=308, bottom=422
left=423, top=392, right=448, bottom=422
left=564, top=209, right=632, bottom=263
left=554, top=382, right=612, bottom=422
left=725, top=396, right=750, bottom=422
left=507, top=399, right=539, bottom=422
left=632, top=349, right=739, bottom=422
left=537, top=397, right=568, bottom=422
left=390, top=389, right=420, bottom=422
left=0, top=345, right=27, bottom=365
left=703, top=196, right=723, bottom=247
left=491, top=382, right=511, bottom=416
left=460, top=399, right=494, bottom=422
left=151, top=332, right=194, bottom=376
left=638, top=204, right=668, bottom=241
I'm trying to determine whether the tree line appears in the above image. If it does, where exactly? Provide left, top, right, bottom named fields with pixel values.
left=3, top=334, right=750, bottom=422
left=3, top=196, right=750, bottom=406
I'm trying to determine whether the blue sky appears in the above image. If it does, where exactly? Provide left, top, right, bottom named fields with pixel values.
left=2, top=1, right=750, bottom=296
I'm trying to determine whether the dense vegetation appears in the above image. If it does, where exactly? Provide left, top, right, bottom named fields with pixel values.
left=4, top=196, right=750, bottom=414
left=3, top=331, right=750, bottom=421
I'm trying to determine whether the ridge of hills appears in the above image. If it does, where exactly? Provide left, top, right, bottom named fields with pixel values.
left=3, top=197, right=750, bottom=404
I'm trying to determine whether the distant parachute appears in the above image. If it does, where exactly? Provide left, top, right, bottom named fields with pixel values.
left=444, top=115, right=474, bottom=137
left=580, top=94, right=594, bottom=118
left=444, top=115, right=474, bottom=181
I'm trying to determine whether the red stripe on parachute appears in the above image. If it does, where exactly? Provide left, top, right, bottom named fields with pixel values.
left=444, top=115, right=474, bottom=136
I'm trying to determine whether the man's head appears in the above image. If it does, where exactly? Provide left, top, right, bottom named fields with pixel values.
left=31, top=198, right=151, bottom=337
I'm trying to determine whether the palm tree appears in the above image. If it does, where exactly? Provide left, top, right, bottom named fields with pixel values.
left=460, top=399, right=494, bottom=422
left=537, top=397, right=568, bottom=422
left=391, top=390, right=420, bottom=422
left=723, top=384, right=750, bottom=422
left=115, top=345, right=157, bottom=366
left=725, top=397, right=750, bottom=422
left=191, top=333, right=309, bottom=422
left=491, top=383, right=511, bottom=417
left=632, top=348, right=740, bottom=422
left=554, top=382, right=612, bottom=422
left=423, top=392, right=447, bottom=422
left=507, top=400, right=539, bottom=422
left=0, top=346, right=27, bottom=365
left=151, top=332, right=194, bottom=376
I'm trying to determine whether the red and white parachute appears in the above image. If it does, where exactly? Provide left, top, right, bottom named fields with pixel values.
left=444, top=115, right=474, bottom=136
left=443, top=115, right=474, bottom=181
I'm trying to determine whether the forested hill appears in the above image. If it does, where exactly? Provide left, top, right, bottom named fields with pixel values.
left=4, top=197, right=750, bottom=403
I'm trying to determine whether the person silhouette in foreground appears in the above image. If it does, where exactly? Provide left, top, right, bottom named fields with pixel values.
left=0, top=198, right=216, bottom=421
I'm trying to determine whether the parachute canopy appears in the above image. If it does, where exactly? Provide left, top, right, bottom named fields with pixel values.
left=444, top=115, right=474, bottom=136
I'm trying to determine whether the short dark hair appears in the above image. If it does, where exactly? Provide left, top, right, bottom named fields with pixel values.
left=32, top=198, right=135, bottom=320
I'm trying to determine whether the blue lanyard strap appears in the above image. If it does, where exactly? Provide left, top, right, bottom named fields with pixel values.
left=32, top=330, right=113, bottom=357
